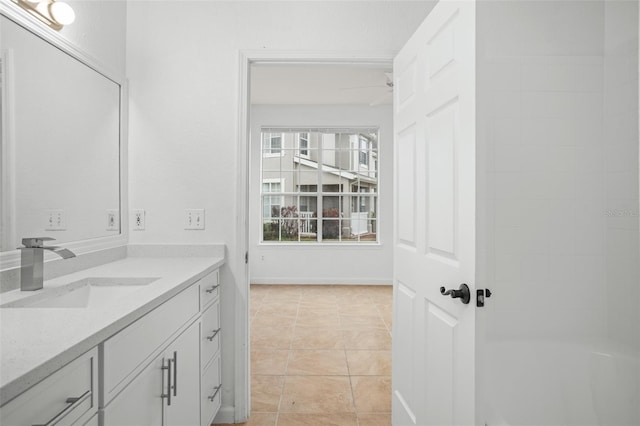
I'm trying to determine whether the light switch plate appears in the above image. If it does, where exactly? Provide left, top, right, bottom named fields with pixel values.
left=185, top=209, right=205, bottom=230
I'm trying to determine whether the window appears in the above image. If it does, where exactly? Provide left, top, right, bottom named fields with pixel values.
left=261, top=128, right=379, bottom=243
left=262, top=180, right=283, bottom=220
left=359, top=136, right=369, bottom=166
left=262, top=132, right=283, bottom=156
left=298, top=132, right=309, bottom=158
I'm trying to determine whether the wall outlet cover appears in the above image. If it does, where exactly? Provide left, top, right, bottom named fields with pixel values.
left=44, top=209, right=66, bottom=231
left=106, top=209, right=119, bottom=231
left=133, top=209, right=145, bottom=230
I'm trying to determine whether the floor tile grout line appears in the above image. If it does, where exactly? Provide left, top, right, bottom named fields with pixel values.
left=273, top=292, right=301, bottom=425
left=249, top=284, right=392, bottom=426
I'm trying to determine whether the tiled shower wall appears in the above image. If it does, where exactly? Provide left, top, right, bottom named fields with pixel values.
left=483, top=54, right=608, bottom=340
left=480, top=1, right=639, bottom=349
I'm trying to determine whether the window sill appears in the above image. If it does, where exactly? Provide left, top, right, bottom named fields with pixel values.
left=258, top=242, right=383, bottom=248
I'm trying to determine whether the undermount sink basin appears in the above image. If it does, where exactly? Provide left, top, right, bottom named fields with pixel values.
left=0, top=277, right=159, bottom=309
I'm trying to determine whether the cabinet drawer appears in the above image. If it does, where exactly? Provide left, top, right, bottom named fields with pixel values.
left=0, top=348, right=97, bottom=426
left=199, top=269, right=220, bottom=310
left=103, top=284, right=199, bottom=404
left=200, top=355, right=221, bottom=426
left=201, top=301, right=221, bottom=370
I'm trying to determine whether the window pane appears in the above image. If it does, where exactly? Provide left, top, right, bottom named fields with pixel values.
left=280, top=170, right=296, bottom=189
left=296, top=171, right=318, bottom=192
left=263, top=220, right=280, bottom=241
left=321, top=218, right=341, bottom=241
left=262, top=195, right=282, bottom=219
left=271, top=135, right=282, bottom=153
left=298, top=132, right=309, bottom=156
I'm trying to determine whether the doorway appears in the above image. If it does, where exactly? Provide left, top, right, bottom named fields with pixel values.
left=238, top=54, right=395, bottom=424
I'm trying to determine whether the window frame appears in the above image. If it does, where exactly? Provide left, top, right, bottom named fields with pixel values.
left=260, top=128, right=379, bottom=245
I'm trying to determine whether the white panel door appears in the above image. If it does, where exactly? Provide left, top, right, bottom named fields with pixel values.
left=393, top=1, right=476, bottom=425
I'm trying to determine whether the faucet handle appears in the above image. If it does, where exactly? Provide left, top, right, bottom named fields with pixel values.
left=21, top=237, right=55, bottom=248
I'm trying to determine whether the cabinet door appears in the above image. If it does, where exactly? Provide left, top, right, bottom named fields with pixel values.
left=164, top=320, right=201, bottom=426
left=102, top=355, right=164, bottom=426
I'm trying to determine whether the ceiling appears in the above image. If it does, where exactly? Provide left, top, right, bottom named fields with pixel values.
left=250, top=64, right=393, bottom=106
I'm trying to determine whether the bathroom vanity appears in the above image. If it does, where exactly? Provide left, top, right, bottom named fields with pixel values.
left=0, top=252, right=224, bottom=426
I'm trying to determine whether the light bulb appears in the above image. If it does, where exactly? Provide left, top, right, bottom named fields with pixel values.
left=48, top=1, right=75, bottom=26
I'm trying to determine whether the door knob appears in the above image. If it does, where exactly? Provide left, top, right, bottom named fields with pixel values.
left=440, top=283, right=471, bottom=304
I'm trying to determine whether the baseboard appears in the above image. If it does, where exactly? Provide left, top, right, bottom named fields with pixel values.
left=213, top=405, right=236, bottom=424
left=250, top=277, right=392, bottom=285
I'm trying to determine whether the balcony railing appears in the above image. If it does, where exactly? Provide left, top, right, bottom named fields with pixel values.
left=299, top=211, right=316, bottom=236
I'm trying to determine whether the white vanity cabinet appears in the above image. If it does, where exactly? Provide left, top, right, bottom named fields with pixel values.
left=0, top=257, right=225, bottom=426
left=201, top=353, right=222, bottom=426
left=102, top=319, right=200, bottom=426
left=0, top=348, right=98, bottom=426
left=199, top=272, right=222, bottom=426
left=101, top=268, right=222, bottom=426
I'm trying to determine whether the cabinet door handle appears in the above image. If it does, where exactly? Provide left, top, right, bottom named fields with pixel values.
left=32, top=389, right=91, bottom=426
left=208, top=384, right=222, bottom=402
left=207, top=328, right=221, bottom=341
left=205, top=284, right=220, bottom=294
left=161, top=358, right=172, bottom=406
left=172, top=351, right=178, bottom=397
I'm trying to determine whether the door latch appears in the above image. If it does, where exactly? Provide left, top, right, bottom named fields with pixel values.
left=476, top=289, right=492, bottom=307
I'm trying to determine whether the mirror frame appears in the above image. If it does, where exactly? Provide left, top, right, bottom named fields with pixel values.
left=0, top=0, right=128, bottom=270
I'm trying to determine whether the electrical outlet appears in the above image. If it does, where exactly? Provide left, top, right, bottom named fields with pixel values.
left=133, top=209, right=145, bottom=230
left=185, top=209, right=205, bottom=230
left=45, top=209, right=65, bottom=231
left=106, top=209, right=119, bottom=231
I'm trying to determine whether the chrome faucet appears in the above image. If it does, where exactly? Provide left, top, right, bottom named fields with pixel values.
left=18, top=237, right=76, bottom=291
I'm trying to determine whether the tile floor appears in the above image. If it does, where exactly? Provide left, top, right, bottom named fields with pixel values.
left=220, top=284, right=392, bottom=426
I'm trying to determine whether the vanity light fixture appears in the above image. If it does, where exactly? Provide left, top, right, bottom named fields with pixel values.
left=12, top=0, right=75, bottom=30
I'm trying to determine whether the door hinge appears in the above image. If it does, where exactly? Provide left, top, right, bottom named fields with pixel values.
left=245, top=251, right=248, bottom=264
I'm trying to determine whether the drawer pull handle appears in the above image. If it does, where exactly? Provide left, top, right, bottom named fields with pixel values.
left=172, top=351, right=178, bottom=397
left=207, top=328, right=221, bottom=341
left=205, top=284, right=220, bottom=294
left=208, top=384, right=222, bottom=402
left=32, top=389, right=91, bottom=426
left=161, top=358, right=172, bottom=406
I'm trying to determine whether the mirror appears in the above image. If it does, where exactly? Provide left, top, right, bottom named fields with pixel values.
left=0, top=15, right=121, bottom=252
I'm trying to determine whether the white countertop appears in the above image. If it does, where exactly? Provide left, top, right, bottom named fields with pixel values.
left=0, top=255, right=224, bottom=406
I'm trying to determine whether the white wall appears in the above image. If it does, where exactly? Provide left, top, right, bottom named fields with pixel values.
left=250, top=104, right=393, bottom=285
left=125, top=1, right=433, bottom=421
left=60, top=0, right=126, bottom=76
